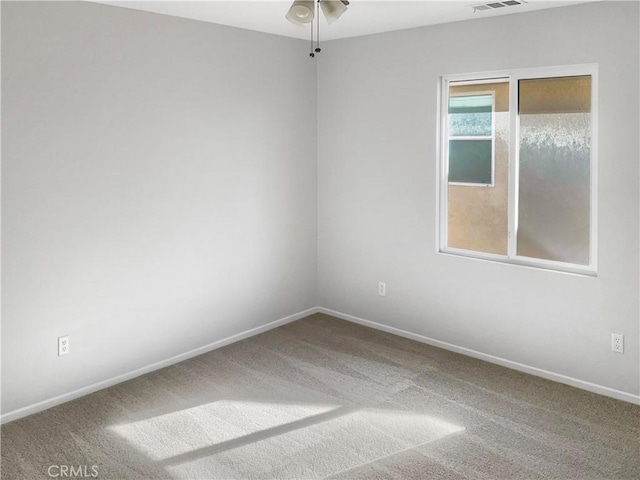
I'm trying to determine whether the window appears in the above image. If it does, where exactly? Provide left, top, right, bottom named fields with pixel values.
left=448, top=93, right=494, bottom=186
left=438, top=65, right=597, bottom=274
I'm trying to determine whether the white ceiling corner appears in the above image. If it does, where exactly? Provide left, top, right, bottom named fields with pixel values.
left=93, top=0, right=593, bottom=41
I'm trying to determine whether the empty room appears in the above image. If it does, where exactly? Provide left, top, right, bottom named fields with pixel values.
left=1, top=0, right=639, bottom=479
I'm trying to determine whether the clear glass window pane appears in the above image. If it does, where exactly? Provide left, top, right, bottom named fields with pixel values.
left=449, top=94, right=492, bottom=137
left=447, top=82, right=509, bottom=256
left=517, top=75, right=591, bottom=265
left=448, top=139, right=492, bottom=184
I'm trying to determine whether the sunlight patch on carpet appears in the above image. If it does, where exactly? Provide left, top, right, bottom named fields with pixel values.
left=109, top=400, right=465, bottom=479
left=108, top=400, right=339, bottom=461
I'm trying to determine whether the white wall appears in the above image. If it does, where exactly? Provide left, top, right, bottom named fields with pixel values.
left=318, top=2, right=640, bottom=397
left=3, top=1, right=639, bottom=418
left=1, top=2, right=317, bottom=414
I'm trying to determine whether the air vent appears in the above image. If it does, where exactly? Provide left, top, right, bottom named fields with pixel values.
left=470, top=0, right=526, bottom=13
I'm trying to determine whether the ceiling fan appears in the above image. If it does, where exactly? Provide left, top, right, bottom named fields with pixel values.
left=285, top=0, right=350, bottom=58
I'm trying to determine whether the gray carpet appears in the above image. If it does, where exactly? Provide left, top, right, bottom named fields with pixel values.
left=2, top=313, right=639, bottom=479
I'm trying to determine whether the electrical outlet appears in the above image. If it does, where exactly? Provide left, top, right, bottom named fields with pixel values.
left=58, top=335, right=70, bottom=356
left=611, top=333, right=624, bottom=353
left=378, top=281, right=386, bottom=297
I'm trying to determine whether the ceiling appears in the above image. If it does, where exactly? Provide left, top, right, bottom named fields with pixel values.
left=96, top=1, right=590, bottom=41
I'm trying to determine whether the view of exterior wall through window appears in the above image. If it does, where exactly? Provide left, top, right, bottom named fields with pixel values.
left=439, top=66, right=596, bottom=274
left=447, top=80, right=509, bottom=256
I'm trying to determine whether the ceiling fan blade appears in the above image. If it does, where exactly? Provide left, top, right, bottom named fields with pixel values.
left=320, top=0, right=349, bottom=24
left=285, top=0, right=315, bottom=26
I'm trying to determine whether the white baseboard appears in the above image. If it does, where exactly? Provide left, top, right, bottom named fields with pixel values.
left=0, top=307, right=320, bottom=425
left=3, top=304, right=637, bottom=424
left=318, top=307, right=640, bottom=405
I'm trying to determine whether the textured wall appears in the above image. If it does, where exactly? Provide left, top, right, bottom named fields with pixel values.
left=2, top=1, right=317, bottom=414
left=318, top=2, right=640, bottom=396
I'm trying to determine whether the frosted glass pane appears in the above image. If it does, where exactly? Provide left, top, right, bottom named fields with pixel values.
left=517, top=76, right=591, bottom=265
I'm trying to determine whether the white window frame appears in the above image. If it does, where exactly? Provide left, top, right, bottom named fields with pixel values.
left=447, top=90, right=495, bottom=187
left=437, top=64, right=598, bottom=276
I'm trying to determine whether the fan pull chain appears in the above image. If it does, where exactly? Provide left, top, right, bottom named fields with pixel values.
left=315, top=0, right=321, bottom=54
left=309, top=13, right=315, bottom=58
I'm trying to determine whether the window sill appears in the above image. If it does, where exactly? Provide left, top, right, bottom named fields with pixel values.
left=447, top=182, right=495, bottom=187
left=438, top=248, right=597, bottom=278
